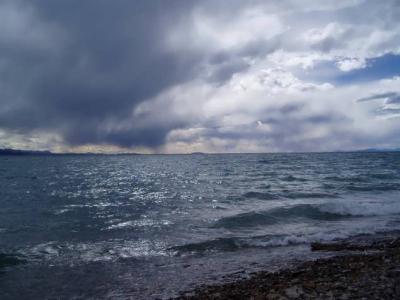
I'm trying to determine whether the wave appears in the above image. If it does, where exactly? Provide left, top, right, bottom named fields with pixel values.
left=213, top=199, right=400, bottom=229
left=0, top=253, right=26, bottom=269
left=106, top=219, right=172, bottom=230
left=258, top=159, right=271, bottom=164
left=242, top=191, right=279, bottom=200
left=346, top=183, right=400, bottom=192
left=169, top=234, right=322, bottom=256
left=242, top=191, right=336, bottom=201
left=325, top=173, right=397, bottom=182
left=212, top=204, right=347, bottom=229
left=168, top=232, right=348, bottom=256
left=281, top=175, right=308, bottom=182
left=18, top=239, right=168, bottom=264
left=324, top=176, right=367, bottom=183
left=284, top=192, right=337, bottom=199
left=368, top=173, right=396, bottom=180
left=169, top=237, right=246, bottom=255
left=212, top=211, right=280, bottom=229
left=169, top=225, right=397, bottom=256
left=318, top=199, right=400, bottom=217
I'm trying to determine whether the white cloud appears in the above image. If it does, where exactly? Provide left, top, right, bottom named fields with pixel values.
left=166, top=7, right=285, bottom=53
left=151, top=69, right=400, bottom=152
left=336, top=57, right=367, bottom=72
left=1, top=0, right=400, bottom=152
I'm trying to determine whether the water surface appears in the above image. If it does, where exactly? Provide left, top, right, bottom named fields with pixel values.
left=1, top=153, right=400, bottom=298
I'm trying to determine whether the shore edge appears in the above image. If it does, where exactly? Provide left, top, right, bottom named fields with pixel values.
left=173, top=234, right=400, bottom=299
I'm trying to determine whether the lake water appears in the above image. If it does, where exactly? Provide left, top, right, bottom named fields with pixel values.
left=1, top=153, right=400, bottom=299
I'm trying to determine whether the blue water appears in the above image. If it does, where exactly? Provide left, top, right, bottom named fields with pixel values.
left=1, top=153, right=400, bottom=298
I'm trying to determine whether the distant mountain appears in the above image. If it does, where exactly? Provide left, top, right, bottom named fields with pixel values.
left=356, top=148, right=400, bottom=152
left=1, top=148, right=399, bottom=156
left=0, top=148, right=52, bottom=156
left=60, top=152, right=141, bottom=156
left=0, top=148, right=141, bottom=156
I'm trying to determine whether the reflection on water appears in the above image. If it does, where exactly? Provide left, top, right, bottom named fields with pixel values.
left=1, top=152, right=400, bottom=298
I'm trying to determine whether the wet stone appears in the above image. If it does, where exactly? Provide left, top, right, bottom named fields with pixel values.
left=174, top=236, right=400, bottom=300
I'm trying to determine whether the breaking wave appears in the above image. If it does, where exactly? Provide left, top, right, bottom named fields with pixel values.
left=213, top=199, right=400, bottom=229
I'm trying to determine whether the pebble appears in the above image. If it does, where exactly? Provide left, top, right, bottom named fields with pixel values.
left=174, top=237, right=400, bottom=300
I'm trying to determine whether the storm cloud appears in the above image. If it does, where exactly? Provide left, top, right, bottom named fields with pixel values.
left=0, top=0, right=199, bottom=147
left=0, top=0, right=400, bottom=152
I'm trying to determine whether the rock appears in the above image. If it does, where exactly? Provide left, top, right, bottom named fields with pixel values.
left=284, top=285, right=303, bottom=298
left=174, top=234, right=400, bottom=300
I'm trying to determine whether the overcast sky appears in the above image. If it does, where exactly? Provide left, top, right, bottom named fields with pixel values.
left=0, top=0, right=399, bottom=153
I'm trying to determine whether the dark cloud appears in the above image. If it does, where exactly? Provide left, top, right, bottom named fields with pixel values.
left=0, top=0, right=289, bottom=149
left=205, top=57, right=250, bottom=84
left=1, top=0, right=399, bottom=151
left=0, top=0, right=201, bottom=147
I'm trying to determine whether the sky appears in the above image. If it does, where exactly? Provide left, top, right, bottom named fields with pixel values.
left=0, top=0, right=399, bottom=153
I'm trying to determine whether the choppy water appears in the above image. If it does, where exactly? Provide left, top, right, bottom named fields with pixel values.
left=1, top=153, right=400, bottom=299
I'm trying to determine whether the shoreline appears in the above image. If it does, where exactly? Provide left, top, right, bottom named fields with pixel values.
left=174, top=233, right=400, bottom=299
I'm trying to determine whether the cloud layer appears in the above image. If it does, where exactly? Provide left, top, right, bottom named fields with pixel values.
left=0, top=0, right=399, bottom=152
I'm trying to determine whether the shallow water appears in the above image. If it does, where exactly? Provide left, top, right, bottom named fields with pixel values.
left=1, top=153, right=400, bottom=298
